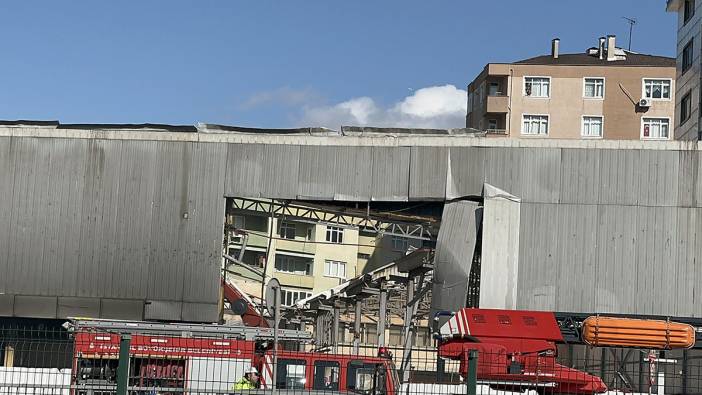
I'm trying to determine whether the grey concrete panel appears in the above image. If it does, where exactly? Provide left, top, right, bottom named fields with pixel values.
left=446, top=147, right=485, bottom=199
left=409, top=146, right=447, bottom=200
left=552, top=204, right=597, bottom=313
left=144, top=300, right=184, bottom=321
left=298, top=146, right=373, bottom=201
left=516, top=203, right=556, bottom=311
left=182, top=302, right=220, bottom=323
left=0, top=295, right=14, bottom=316
left=225, top=144, right=300, bottom=199
left=14, top=296, right=57, bottom=318
left=597, top=149, right=641, bottom=205
left=484, top=147, right=522, bottom=198
left=677, top=150, right=698, bottom=207
left=636, top=150, right=679, bottom=206
left=100, top=299, right=144, bottom=320
left=518, top=148, right=561, bottom=203
left=57, top=297, right=101, bottom=318
left=479, top=185, right=520, bottom=309
left=371, top=147, right=410, bottom=201
left=559, top=149, right=600, bottom=204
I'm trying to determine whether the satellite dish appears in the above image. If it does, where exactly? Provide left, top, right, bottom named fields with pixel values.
left=230, top=299, right=248, bottom=316
left=265, top=278, right=281, bottom=317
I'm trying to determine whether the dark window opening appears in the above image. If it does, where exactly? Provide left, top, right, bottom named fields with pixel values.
left=681, top=91, right=692, bottom=125
left=313, top=360, right=340, bottom=391
left=683, top=39, right=694, bottom=73
left=685, top=0, right=695, bottom=24
left=276, top=359, right=306, bottom=389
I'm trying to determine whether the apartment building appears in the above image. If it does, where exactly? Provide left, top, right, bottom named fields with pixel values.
left=224, top=203, right=422, bottom=308
left=466, top=35, right=676, bottom=140
left=668, top=0, right=701, bottom=139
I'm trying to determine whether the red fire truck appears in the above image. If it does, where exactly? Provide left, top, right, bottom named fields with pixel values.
left=68, top=319, right=399, bottom=395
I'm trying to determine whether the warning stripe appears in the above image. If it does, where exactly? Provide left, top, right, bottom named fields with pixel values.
left=460, top=309, right=471, bottom=336
left=261, top=354, right=274, bottom=389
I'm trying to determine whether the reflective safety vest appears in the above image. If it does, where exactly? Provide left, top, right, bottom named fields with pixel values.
left=232, top=377, right=256, bottom=390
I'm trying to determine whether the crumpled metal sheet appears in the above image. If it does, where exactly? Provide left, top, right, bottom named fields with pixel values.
left=429, top=200, right=481, bottom=324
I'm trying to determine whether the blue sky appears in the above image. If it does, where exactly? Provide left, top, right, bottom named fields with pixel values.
left=0, top=1, right=676, bottom=129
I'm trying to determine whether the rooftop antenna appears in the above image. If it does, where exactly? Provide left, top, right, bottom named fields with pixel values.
left=622, top=16, right=637, bottom=50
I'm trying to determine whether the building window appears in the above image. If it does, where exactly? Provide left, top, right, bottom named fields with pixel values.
left=279, top=221, right=296, bottom=240
left=583, top=78, right=605, bottom=98
left=488, top=82, right=500, bottom=96
left=313, top=361, right=340, bottom=391
left=324, top=260, right=346, bottom=279
left=681, top=91, right=693, bottom=125
left=281, top=288, right=312, bottom=306
left=277, top=359, right=306, bottom=389
left=392, top=236, right=409, bottom=252
left=325, top=226, right=343, bottom=243
left=524, top=77, right=550, bottom=98
left=685, top=0, right=695, bottom=24
left=275, top=255, right=312, bottom=276
left=683, top=39, right=694, bottom=73
left=642, top=118, right=670, bottom=140
left=582, top=116, right=604, bottom=138
left=521, top=115, right=549, bottom=135
left=487, top=119, right=498, bottom=130
left=643, top=79, right=672, bottom=100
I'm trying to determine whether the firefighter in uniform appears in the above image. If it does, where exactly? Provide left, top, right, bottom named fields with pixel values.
left=233, top=366, right=260, bottom=390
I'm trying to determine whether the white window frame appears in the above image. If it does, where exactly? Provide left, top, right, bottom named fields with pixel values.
left=523, top=76, right=551, bottom=98
left=325, top=226, right=344, bottom=244
left=521, top=114, right=549, bottom=136
left=281, top=288, right=312, bottom=307
left=581, top=115, right=604, bottom=139
left=324, top=260, right=346, bottom=279
left=640, top=117, right=672, bottom=140
left=642, top=78, right=673, bottom=101
left=582, top=77, right=605, bottom=99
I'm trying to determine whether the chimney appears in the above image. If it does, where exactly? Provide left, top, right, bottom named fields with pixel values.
left=598, top=37, right=606, bottom=60
left=551, top=38, right=560, bottom=59
left=606, top=35, right=616, bottom=61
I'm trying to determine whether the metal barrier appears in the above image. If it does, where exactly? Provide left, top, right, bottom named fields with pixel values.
left=3, top=319, right=702, bottom=394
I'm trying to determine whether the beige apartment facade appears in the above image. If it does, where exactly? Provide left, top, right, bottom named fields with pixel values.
left=467, top=36, right=677, bottom=140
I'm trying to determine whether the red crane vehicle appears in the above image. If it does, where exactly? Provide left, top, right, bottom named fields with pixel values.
left=435, top=308, right=696, bottom=395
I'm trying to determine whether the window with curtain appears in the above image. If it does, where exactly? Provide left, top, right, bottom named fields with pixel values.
left=582, top=116, right=603, bottom=138
left=522, top=115, right=549, bottom=135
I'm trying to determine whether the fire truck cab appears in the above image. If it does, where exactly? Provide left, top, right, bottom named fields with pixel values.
left=260, top=350, right=399, bottom=395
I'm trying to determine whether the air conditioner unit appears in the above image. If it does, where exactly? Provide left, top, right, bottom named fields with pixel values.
left=639, top=98, right=652, bottom=107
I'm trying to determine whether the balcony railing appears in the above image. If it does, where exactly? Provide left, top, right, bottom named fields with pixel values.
left=485, top=128, right=508, bottom=135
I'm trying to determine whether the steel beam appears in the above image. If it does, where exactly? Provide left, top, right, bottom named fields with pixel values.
left=353, top=302, right=362, bottom=355
left=401, top=277, right=416, bottom=383
left=231, top=197, right=434, bottom=240
left=378, top=284, right=387, bottom=347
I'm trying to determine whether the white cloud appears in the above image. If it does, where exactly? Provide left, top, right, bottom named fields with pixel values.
left=300, top=84, right=467, bottom=130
